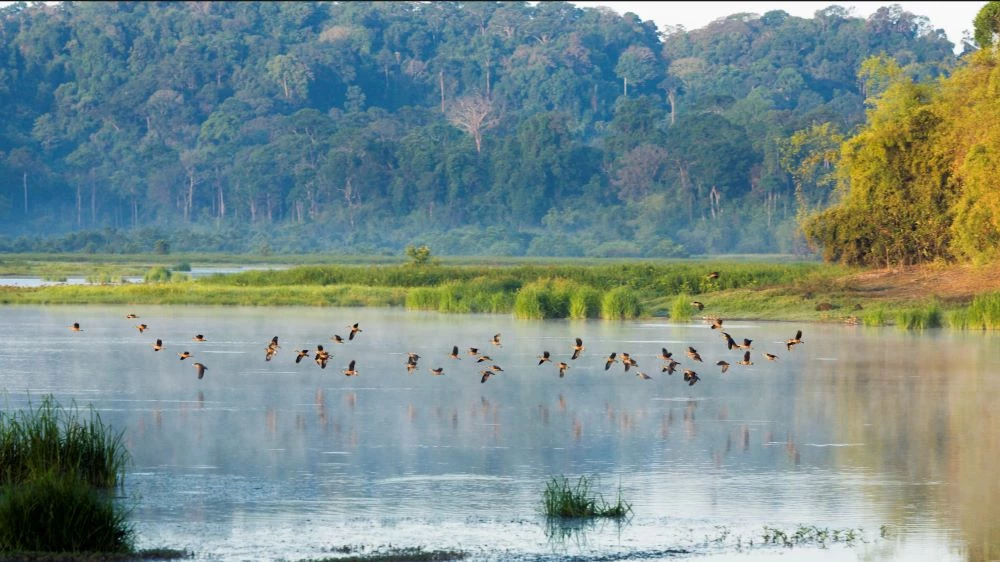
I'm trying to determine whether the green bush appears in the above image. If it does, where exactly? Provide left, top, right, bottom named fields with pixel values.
left=144, top=266, right=172, bottom=283
left=670, top=294, right=694, bottom=322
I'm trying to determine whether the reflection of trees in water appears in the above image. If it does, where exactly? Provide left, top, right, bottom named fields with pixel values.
left=798, top=331, right=998, bottom=562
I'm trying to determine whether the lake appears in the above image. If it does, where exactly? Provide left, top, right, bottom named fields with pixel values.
left=0, top=305, right=996, bottom=561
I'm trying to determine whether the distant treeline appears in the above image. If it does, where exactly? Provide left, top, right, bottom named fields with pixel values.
left=0, top=1, right=966, bottom=256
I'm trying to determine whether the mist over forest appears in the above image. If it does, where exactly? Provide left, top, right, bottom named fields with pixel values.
left=0, top=1, right=966, bottom=257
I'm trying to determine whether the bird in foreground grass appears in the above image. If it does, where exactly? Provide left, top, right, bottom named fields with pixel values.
left=193, top=362, right=207, bottom=380
left=691, top=301, right=705, bottom=311
left=706, top=271, right=720, bottom=280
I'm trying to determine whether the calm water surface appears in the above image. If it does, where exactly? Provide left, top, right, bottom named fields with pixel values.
left=0, top=305, right=996, bottom=562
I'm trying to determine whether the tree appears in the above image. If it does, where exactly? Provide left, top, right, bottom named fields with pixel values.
left=615, top=45, right=657, bottom=97
left=446, top=93, right=499, bottom=154
left=266, top=54, right=314, bottom=102
left=974, top=1, right=1000, bottom=48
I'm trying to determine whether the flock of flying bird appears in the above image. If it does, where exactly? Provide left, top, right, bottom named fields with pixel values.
left=66, top=271, right=805, bottom=386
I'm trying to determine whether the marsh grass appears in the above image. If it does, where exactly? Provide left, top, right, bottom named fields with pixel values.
left=0, top=395, right=130, bottom=489
left=542, top=476, right=632, bottom=519
left=670, top=294, right=694, bottom=322
left=950, top=291, right=1000, bottom=330
left=0, top=471, right=133, bottom=553
left=761, top=525, right=865, bottom=548
left=861, top=306, right=889, bottom=327
left=600, top=287, right=640, bottom=320
left=895, top=303, right=942, bottom=330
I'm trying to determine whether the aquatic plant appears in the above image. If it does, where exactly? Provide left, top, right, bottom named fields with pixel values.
left=895, top=303, right=942, bottom=330
left=670, top=294, right=694, bottom=322
left=0, top=470, right=134, bottom=553
left=953, top=291, right=1000, bottom=330
left=600, top=287, right=641, bottom=320
left=0, top=395, right=130, bottom=490
left=541, top=475, right=632, bottom=519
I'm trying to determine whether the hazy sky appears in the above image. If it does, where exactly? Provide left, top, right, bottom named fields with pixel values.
left=572, top=1, right=987, bottom=52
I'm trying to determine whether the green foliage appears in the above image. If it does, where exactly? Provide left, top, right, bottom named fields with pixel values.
left=949, top=291, right=1000, bottom=330
left=143, top=266, right=172, bottom=283
left=542, top=475, right=632, bottom=519
left=172, top=261, right=192, bottom=272
left=974, top=2, right=1000, bottom=48
left=153, top=240, right=170, bottom=255
left=600, top=287, right=641, bottom=320
left=895, top=303, right=943, bottom=330
left=670, top=294, right=694, bottom=322
left=0, top=395, right=130, bottom=490
left=568, top=286, right=601, bottom=319
left=0, top=471, right=134, bottom=553
left=405, top=244, right=434, bottom=267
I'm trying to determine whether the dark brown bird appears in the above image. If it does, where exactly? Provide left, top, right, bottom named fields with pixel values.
left=490, top=364, right=504, bottom=373
left=449, top=345, right=461, bottom=360
left=657, top=347, right=673, bottom=361
left=347, top=323, right=362, bottom=341
left=716, top=360, right=730, bottom=374
left=491, top=333, right=502, bottom=348
left=736, top=338, right=753, bottom=351
left=621, top=352, right=635, bottom=372
left=178, top=351, right=192, bottom=361
left=342, top=359, right=359, bottom=377
left=136, top=323, right=148, bottom=333
left=331, top=334, right=345, bottom=344
left=737, top=351, right=753, bottom=366
left=70, top=322, right=82, bottom=332
left=686, top=346, right=703, bottom=363
left=468, top=347, right=480, bottom=356
left=571, top=338, right=584, bottom=360
left=558, top=362, right=569, bottom=378
left=709, top=317, right=724, bottom=330
left=295, top=349, right=310, bottom=364
left=538, top=351, right=551, bottom=365
left=314, top=346, right=330, bottom=369
left=662, top=359, right=679, bottom=375
left=430, top=367, right=445, bottom=376
left=763, top=352, right=779, bottom=361
left=480, top=370, right=493, bottom=384
left=691, top=301, right=705, bottom=311
left=706, top=271, right=720, bottom=280
left=683, top=369, right=700, bottom=386
left=193, top=334, right=207, bottom=342
left=265, top=344, right=277, bottom=362
left=193, top=362, right=207, bottom=380
left=721, top=332, right=737, bottom=350
left=125, top=313, right=139, bottom=319
left=152, top=338, right=163, bottom=351
left=476, top=355, right=493, bottom=363
left=786, top=330, right=804, bottom=350
left=605, top=352, right=618, bottom=371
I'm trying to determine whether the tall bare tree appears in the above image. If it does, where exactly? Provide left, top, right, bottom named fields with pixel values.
left=446, top=93, right=499, bottom=154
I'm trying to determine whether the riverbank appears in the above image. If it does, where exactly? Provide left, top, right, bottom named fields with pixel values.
left=1, top=256, right=998, bottom=328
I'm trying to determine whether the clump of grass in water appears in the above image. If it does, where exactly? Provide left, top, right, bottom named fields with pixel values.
left=542, top=475, right=632, bottom=519
left=895, top=303, right=942, bottom=330
left=0, top=395, right=130, bottom=489
left=761, top=524, right=866, bottom=548
left=670, top=293, right=694, bottom=322
left=600, top=287, right=641, bottom=320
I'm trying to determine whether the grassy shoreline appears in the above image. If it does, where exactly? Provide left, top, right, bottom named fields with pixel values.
left=2, top=256, right=999, bottom=328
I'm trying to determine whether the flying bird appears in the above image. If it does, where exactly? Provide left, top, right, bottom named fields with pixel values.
left=538, top=351, right=551, bottom=365
left=571, top=338, right=584, bottom=360
left=476, top=354, right=493, bottom=363
left=691, top=301, right=705, bottom=311
left=342, top=359, right=359, bottom=377
left=737, top=351, right=753, bottom=366
left=709, top=317, right=724, bottom=330
left=152, top=339, right=163, bottom=352
left=178, top=351, right=192, bottom=361
left=657, top=347, right=673, bottom=361
left=348, top=323, right=362, bottom=341
left=621, top=352, right=635, bottom=372
left=786, top=330, right=804, bottom=350
left=558, top=362, right=569, bottom=378
left=430, top=367, right=445, bottom=376
left=295, top=349, right=310, bottom=364
left=686, top=346, right=703, bottom=362
left=136, top=324, right=148, bottom=333
left=70, top=322, right=82, bottom=332
left=449, top=345, right=461, bottom=360
left=763, top=352, right=779, bottom=361
left=331, top=334, right=345, bottom=344
left=683, top=369, right=701, bottom=386
left=491, top=333, right=502, bottom=347
left=605, top=352, right=618, bottom=371
left=468, top=347, right=480, bottom=356
left=193, top=362, right=207, bottom=380
left=125, top=313, right=139, bottom=319
left=721, top=332, right=737, bottom=350
left=736, top=338, right=753, bottom=351
left=662, top=359, right=679, bottom=375
left=635, top=371, right=652, bottom=380
left=314, top=346, right=330, bottom=369
left=192, top=334, right=206, bottom=342
left=716, top=360, right=730, bottom=374
left=480, top=370, right=494, bottom=384
left=490, top=364, right=504, bottom=373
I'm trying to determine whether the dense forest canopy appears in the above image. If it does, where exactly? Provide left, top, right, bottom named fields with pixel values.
left=0, top=1, right=964, bottom=256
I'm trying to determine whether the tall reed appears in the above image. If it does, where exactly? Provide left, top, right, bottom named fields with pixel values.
left=542, top=475, right=632, bottom=519
left=600, top=287, right=641, bottom=320
left=894, top=303, right=942, bottom=330
left=670, top=294, right=694, bottom=322
left=0, top=395, right=130, bottom=489
left=956, top=291, right=1000, bottom=330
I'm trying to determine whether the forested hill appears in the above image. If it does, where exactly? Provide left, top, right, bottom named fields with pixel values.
left=0, top=1, right=960, bottom=256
